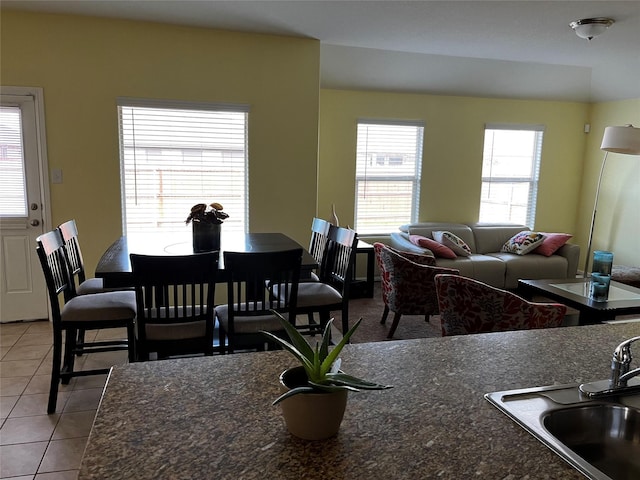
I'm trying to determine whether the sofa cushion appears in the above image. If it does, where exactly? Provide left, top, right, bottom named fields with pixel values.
left=488, top=252, right=569, bottom=290
left=532, top=233, right=573, bottom=257
left=432, top=255, right=506, bottom=288
left=501, top=231, right=546, bottom=255
left=469, top=223, right=530, bottom=254
left=409, top=235, right=457, bottom=259
left=433, top=231, right=472, bottom=257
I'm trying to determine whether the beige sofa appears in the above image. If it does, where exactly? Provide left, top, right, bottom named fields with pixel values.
left=389, top=222, right=580, bottom=289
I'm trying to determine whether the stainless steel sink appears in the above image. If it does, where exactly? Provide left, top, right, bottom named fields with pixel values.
left=485, top=382, right=640, bottom=480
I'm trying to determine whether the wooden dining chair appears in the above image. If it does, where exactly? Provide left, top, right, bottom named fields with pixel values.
left=292, top=225, right=358, bottom=336
left=58, top=219, right=123, bottom=295
left=58, top=219, right=133, bottom=352
left=307, top=217, right=332, bottom=281
left=216, top=248, right=302, bottom=353
left=130, top=252, right=219, bottom=360
left=36, top=229, right=136, bottom=414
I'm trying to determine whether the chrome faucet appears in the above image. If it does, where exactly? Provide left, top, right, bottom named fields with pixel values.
left=609, top=336, right=640, bottom=389
left=579, top=335, right=640, bottom=398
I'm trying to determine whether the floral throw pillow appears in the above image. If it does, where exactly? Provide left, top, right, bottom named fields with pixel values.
left=501, top=231, right=546, bottom=255
left=432, top=231, right=472, bottom=257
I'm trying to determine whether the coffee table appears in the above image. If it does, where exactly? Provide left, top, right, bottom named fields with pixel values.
left=517, top=277, right=640, bottom=325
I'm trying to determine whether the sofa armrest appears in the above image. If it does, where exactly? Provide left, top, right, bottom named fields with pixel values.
left=389, top=232, right=433, bottom=255
left=554, top=243, right=581, bottom=277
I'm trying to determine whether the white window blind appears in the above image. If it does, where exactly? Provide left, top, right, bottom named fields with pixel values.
left=118, top=100, right=249, bottom=235
left=479, top=124, right=544, bottom=227
left=0, top=106, right=27, bottom=216
left=355, top=121, right=424, bottom=235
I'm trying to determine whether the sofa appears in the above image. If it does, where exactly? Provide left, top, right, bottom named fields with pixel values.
left=389, top=222, right=580, bottom=289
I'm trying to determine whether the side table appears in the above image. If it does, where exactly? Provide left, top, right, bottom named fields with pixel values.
left=350, top=240, right=375, bottom=298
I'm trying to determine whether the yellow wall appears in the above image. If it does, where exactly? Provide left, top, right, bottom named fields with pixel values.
left=3, top=10, right=639, bottom=278
left=1, top=11, right=320, bottom=273
left=577, top=99, right=640, bottom=268
left=319, top=89, right=588, bottom=238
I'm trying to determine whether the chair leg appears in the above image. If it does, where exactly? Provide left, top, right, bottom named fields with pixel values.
left=340, top=304, right=349, bottom=337
left=48, top=329, right=63, bottom=414
left=61, top=328, right=76, bottom=384
left=387, top=312, right=402, bottom=339
left=380, top=305, right=389, bottom=324
left=126, top=321, right=136, bottom=362
left=76, top=329, right=86, bottom=356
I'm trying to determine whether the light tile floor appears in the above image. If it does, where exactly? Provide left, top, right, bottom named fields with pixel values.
left=0, top=321, right=130, bottom=480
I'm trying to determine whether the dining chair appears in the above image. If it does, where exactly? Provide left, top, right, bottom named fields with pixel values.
left=58, top=219, right=133, bottom=352
left=216, top=248, right=302, bottom=353
left=434, top=273, right=567, bottom=336
left=130, top=252, right=219, bottom=360
left=36, top=229, right=136, bottom=414
left=292, top=225, right=358, bottom=336
left=374, top=243, right=460, bottom=339
left=307, top=217, right=332, bottom=282
left=58, top=219, right=123, bottom=295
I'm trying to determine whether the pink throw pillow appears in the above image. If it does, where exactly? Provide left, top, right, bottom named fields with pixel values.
left=409, top=235, right=457, bottom=259
left=533, top=233, right=573, bottom=257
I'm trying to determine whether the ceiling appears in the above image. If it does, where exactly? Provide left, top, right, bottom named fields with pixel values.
left=4, top=0, right=640, bottom=102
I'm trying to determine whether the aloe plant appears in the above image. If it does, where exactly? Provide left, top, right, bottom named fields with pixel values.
left=263, top=313, right=392, bottom=405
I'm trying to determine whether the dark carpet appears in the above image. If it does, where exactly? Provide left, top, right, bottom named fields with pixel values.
left=331, top=282, right=443, bottom=343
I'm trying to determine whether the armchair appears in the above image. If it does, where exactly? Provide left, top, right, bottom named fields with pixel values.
left=374, top=243, right=459, bottom=339
left=435, top=274, right=567, bottom=336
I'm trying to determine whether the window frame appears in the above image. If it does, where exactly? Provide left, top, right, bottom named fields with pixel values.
left=479, top=123, right=545, bottom=228
left=354, top=119, right=424, bottom=235
left=117, top=97, right=250, bottom=237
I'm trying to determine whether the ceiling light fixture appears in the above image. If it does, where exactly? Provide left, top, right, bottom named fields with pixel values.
left=570, top=17, right=615, bottom=41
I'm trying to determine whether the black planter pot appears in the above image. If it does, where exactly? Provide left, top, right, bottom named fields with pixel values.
left=192, top=222, right=221, bottom=253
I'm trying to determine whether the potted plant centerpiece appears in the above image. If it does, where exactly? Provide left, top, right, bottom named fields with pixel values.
left=263, top=313, right=392, bottom=440
left=185, top=202, right=229, bottom=253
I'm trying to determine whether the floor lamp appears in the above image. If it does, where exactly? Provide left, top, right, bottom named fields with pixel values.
left=583, top=124, right=640, bottom=277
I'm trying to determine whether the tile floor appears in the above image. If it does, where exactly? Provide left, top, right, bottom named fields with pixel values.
left=0, top=321, right=130, bottom=480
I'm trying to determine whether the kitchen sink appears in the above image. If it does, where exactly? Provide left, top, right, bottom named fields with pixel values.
left=485, top=382, right=640, bottom=480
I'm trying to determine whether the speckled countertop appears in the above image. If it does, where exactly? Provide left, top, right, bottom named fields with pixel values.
left=78, top=323, right=640, bottom=479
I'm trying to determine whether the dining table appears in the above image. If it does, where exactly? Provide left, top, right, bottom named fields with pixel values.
left=95, top=231, right=318, bottom=288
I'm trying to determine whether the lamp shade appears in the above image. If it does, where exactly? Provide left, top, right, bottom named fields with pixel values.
left=600, top=125, right=640, bottom=155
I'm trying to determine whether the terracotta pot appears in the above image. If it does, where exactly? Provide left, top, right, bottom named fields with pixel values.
left=278, top=366, right=348, bottom=441
left=192, top=222, right=221, bottom=253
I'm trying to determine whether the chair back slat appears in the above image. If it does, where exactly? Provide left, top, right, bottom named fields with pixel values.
left=58, top=219, right=86, bottom=286
left=36, top=229, right=74, bottom=319
left=309, top=217, right=332, bottom=273
left=130, top=252, right=219, bottom=358
left=223, top=249, right=302, bottom=332
left=321, top=225, right=358, bottom=294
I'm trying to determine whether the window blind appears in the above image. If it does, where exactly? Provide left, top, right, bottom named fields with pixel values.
left=0, top=106, right=27, bottom=216
left=480, top=124, right=544, bottom=227
left=118, top=100, right=249, bottom=235
left=355, top=120, right=424, bottom=235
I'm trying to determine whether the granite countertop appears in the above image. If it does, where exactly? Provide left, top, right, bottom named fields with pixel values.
left=78, top=323, right=640, bottom=479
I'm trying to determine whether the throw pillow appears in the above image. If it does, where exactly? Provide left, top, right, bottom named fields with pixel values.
left=409, top=235, right=457, bottom=259
left=501, top=231, right=546, bottom=255
left=532, top=233, right=573, bottom=256
left=432, top=231, right=472, bottom=257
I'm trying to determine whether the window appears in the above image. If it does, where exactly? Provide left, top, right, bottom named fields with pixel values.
left=0, top=106, right=27, bottom=216
left=479, top=124, right=544, bottom=227
left=355, top=121, right=424, bottom=235
left=118, top=99, right=248, bottom=236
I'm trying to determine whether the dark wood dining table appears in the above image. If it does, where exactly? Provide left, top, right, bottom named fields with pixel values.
left=95, top=232, right=318, bottom=288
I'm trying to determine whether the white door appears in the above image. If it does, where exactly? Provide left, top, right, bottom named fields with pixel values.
left=0, top=87, right=51, bottom=322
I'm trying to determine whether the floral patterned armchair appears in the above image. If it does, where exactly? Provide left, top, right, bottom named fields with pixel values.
left=374, top=243, right=459, bottom=339
left=434, top=274, right=567, bottom=336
